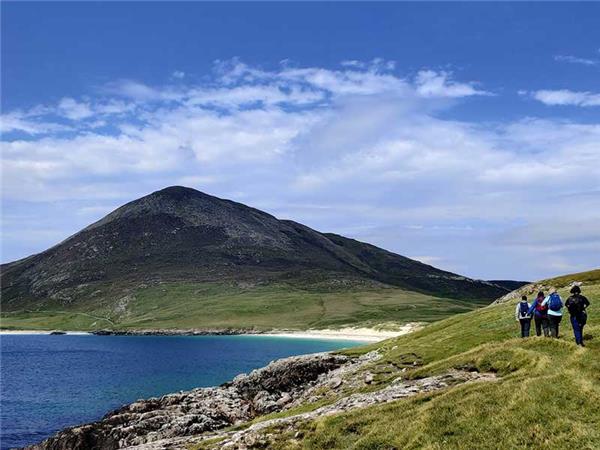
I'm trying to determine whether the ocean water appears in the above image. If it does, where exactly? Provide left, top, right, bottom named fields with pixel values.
left=0, top=334, right=364, bottom=449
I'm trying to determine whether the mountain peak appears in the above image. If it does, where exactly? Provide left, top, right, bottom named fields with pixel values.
left=152, top=186, right=208, bottom=201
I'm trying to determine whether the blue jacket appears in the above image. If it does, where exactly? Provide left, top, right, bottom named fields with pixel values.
left=542, top=294, right=563, bottom=317
left=528, top=298, right=547, bottom=318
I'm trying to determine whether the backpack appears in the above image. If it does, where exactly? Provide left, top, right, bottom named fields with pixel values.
left=535, top=298, right=548, bottom=315
left=548, top=293, right=563, bottom=312
left=567, top=295, right=584, bottom=316
left=519, top=301, right=530, bottom=319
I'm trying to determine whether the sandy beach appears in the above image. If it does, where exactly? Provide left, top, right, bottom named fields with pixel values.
left=254, top=323, right=422, bottom=342
left=0, top=325, right=422, bottom=341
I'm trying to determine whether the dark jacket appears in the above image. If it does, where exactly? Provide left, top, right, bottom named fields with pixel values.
left=565, top=294, right=590, bottom=317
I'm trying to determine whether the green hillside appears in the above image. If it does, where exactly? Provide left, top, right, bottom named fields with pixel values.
left=0, top=282, right=490, bottom=331
left=204, top=269, right=600, bottom=450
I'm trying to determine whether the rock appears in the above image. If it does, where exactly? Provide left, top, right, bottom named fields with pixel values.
left=329, top=377, right=343, bottom=389
left=364, top=372, right=374, bottom=384
left=208, top=369, right=496, bottom=449
left=276, top=392, right=292, bottom=407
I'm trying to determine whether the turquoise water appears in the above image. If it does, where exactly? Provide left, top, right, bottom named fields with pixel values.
left=0, top=334, right=364, bottom=449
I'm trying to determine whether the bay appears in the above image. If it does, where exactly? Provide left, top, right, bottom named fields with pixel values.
left=0, top=334, right=364, bottom=449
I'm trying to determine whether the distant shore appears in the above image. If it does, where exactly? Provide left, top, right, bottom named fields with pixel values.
left=253, top=324, right=421, bottom=342
left=0, top=324, right=421, bottom=342
left=0, top=330, right=91, bottom=335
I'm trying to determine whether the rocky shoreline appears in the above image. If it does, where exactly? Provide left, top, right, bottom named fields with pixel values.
left=23, top=352, right=354, bottom=450
left=22, top=345, right=496, bottom=450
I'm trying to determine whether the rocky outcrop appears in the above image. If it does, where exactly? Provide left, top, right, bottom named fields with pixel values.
left=24, top=353, right=350, bottom=450
left=119, top=369, right=496, bottom=450
left=203, top=370, right=497, bottom=450
left=24, top=346, right=496, bottom=450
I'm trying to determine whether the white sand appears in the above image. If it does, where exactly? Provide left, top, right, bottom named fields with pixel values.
left=0, top=324, right=422, bottom=341
left=255, top=323, right=422, bottom=342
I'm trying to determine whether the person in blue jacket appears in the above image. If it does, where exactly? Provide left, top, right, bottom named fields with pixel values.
left=542, top=288, right=563, bottom=338
left=528, top=291, right=550, bottom=337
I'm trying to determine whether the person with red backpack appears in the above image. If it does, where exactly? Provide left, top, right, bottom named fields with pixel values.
left=565, top=285, right=590, bottom=346
left=529, top=291, right=550, bottom=337
left=515, top=295, right=532, bottom=337
left=542, top=288, right=563, bottom=338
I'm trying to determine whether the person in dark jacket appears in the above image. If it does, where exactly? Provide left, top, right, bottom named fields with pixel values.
left=515, top=295, right=532, bottom=337
left=528, top=291, right=550, bottom=337
left=565, top=285, right=590, bottom=346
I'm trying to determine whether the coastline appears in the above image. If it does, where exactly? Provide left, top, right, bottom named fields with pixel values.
left=0, top=324, right=421, bottom=341
left=253, top=323, right=421, bottom=342
left=0, top=330, right=91, bottom=335
left=4, top=323, right=421, bottom=448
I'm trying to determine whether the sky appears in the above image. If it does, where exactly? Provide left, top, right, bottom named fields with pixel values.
left=1, top=2, right=599, bottom=281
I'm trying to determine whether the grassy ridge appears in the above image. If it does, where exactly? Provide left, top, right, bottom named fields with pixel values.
left=0, top=282, right=489, bottom=331
left=258, top=270, right=600, bottom=449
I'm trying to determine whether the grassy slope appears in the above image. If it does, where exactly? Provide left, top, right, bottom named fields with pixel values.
left=0, top=282, right=490, bottom=331
left=252, top=269, right=600, bottom=450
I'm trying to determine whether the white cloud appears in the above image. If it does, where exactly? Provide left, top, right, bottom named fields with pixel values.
left=103, top=79, right=181, bottom=101
left=554, top=54, right=598, bottom=66
left=529, top=89, right=600, bottom=107
left=186, top=84, right=324, bottom=108
left=58, top=97, right=94, bottom=120
left=2, top=59, right=599, bottom=279
left=95, top=100, right=137, bottom=115
left=0, top=112, right=68, bottom=135
left=172, top=70, right=186, bottom=79
left=340, top=60, right=365, bottom=68
left=414, top=70, right=490, bottom=98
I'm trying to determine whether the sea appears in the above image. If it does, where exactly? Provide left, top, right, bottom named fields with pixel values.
left=0, top=334, right=365, bottom=449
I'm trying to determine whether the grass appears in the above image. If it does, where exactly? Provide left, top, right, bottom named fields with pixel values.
left=0, top=282, right=489, bottom=331
left=220, top=269, right=600, bottom=450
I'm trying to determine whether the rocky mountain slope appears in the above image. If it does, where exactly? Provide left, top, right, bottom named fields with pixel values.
left=1, top=186, right=508, bottom=316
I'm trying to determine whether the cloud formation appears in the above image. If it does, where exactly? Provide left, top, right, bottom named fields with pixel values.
left=529, top=89, right=600, bottom=107
left=1, top=60, right=599, bottom=279
left=554, top=54, right=599, bottom=66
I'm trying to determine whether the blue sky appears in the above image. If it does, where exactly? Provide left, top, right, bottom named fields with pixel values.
left=2, top=2, right=599, bottom=280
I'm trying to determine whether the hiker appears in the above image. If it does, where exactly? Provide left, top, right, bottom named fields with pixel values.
left=565, top=285, right=590, bottom=346
left=515, top=295, right=532, bottom=337
left=542, top=288, right=563, bottom=338
left=529, top=291, right=550, bottom=337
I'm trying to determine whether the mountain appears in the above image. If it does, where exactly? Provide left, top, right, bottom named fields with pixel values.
left=1, top=186, right=510, bottom=329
